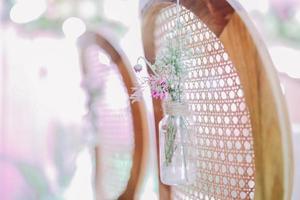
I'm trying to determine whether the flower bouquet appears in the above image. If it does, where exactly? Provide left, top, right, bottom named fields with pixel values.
left=131, top=37, right=196, bottom=185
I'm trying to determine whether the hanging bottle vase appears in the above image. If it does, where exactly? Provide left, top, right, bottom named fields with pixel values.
left=159, top=101, right=196, bottom=186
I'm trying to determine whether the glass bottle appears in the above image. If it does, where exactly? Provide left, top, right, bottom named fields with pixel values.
left=159, top=101, right=196, bottom=185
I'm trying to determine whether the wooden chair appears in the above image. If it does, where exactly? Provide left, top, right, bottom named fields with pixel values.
left=78, top=31, right=149, bottom=200
left=140, top=0, right=293, bottom=199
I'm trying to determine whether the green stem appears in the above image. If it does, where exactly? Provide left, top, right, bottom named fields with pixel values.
left=164, top=116, right=177, bottom=165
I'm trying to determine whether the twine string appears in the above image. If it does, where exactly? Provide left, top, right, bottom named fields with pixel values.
left=163, top=101, right=189, bottom=116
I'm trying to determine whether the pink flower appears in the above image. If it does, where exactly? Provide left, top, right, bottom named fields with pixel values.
left=133, top=64, right=143, bottom=73
left=149, top=75, right=169, bottom=100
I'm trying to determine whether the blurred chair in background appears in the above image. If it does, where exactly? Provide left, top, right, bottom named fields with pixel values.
left=78, top=30, right=149, bottom=200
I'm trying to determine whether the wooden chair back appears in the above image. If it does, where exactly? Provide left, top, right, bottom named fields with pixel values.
left=140, top=0, right=293, bottom=199
left=78, top=31, right=149, bottom=200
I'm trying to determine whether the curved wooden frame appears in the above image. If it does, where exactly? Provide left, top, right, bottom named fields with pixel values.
left=78, top=31, right=149, bottom=200
left=140, top=0, right=293, bottom=200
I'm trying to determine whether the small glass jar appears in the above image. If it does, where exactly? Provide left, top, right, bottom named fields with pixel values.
left=159, top=101, right=196, bottom=186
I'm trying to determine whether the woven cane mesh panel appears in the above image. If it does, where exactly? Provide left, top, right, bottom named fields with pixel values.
left=154, top=5, right=255, bottom=200
left=84, top=45, right=134, bottom=199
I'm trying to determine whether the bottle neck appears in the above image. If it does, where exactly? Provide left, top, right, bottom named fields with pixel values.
left=163, top=101, right=189, bottom=116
